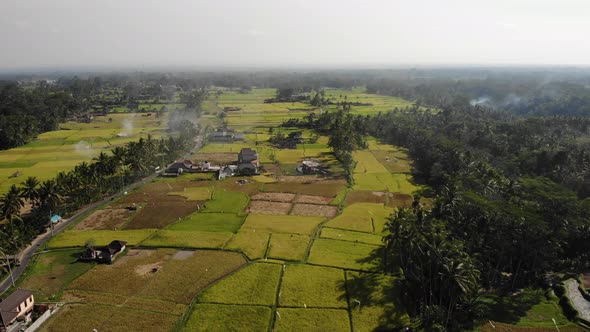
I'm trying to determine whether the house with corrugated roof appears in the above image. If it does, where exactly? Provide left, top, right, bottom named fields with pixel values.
left=0, top=289, right=34, bottom=331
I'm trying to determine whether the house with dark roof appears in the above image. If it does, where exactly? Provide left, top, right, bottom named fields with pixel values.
left=237, top=148, right=259, bottom=175
left=0, top=289, right=34, bottom=331
left=80, top=240, right=127, bottom=264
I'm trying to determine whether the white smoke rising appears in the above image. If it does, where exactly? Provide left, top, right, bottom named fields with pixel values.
left=74, top=140, right=94, bottom=157
left=470, top=96, right=491, bottom=106
left=118, top=117, right=134, bottom=137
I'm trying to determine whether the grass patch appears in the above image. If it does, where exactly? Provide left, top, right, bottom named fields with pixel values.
left=224, top=231, right=270, bottom=260
left=320, top=227, right=383, bottom=246
left=199, top=263, right=282, bottom=306
left=267, top=234, right=310, bottom=261
left=166, top=212, right=244, bottom=233
left=47, top=229, right=156, bottom=248
left=141, top=230, right=232, bottom=248
left=241, top=214, right=324, bottom=235
left=273, top=308, right=350, bottom=332
left=18, top=249, right=94, bottom=302
left=181, top=304, right=272, bottom=332
left=201, top=189, right=249, bottom=214
left=308, top=238, right=381, bottom=271
left=279, top=264, right=347, bottom=308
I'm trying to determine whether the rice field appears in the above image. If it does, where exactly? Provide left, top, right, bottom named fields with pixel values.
left=273, top=308, right=351, bottom=332
left=267, top=233, right=310, bottom=261
left=279, top=264, right=347, bottom=308
left=240, top=214, right=324, bottom=235
left=181, top=304, right=272, bottom=332
left=47, top=229, right=157, bottom=248
left=166, top=212, right=244, bottom=233
left=0, top=112, right=169, bottom=193
left=198, top=263, right=282, bottom=306
left=308, top=238, right=382, bottom=271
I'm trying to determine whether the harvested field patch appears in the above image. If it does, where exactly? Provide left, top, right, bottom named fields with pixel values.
left=248, top=201, right=292, bottom=215
left=39, top=303, right=178, bottom=332
left=74, top=208, right=135, bottom=231
left=166, top=212, right=244, bottom=233
left=308, top=238, right=381, bottom=271
left=215, top=177, right=261, bottom=195
left=141, top=230, right=232, bottom=249
left=181, top=304, right=271, bottom=332
left=279, top=264, right=347, bottom=308
left=293, top=194, right=332, bottom=205
left=267, top=233, right=310, bottom=261
left=225, top=230, right=270, bottom=260
left=353, top=150, right=389, bottom=173
left=124, top=196, right=198, bottom=229
left=68, top=249, right=246, bottom=305
left=388, top=193, right=413, bottom=208
left=61, top=290, right=187, bottom=316
left=47, top=229, right=156, bottom=248
left=168, top=187, right=212, bottom=200
left=240, top=214, right=324, bottom=235
left=290, top=204, right=337, bottom=218
left=345, top=191, right=388, bottom=206
left=320, top=227, right=383, bottom=246
left=251, top=192, right=295, bottom=202
left=346, top=271, right=411, bottom=331
left=273, top=308, right=350, bottom=332
left=18, top=249, right=94, bottom=302
left=263, top=179, right=346, bottom=197
left=191, top=153, right=236, bottom=165
left=252, top=174, right=278, bottom=183
left=139, top=250, right=246, bottom=303
left=199, top=263, right=282, bottom=305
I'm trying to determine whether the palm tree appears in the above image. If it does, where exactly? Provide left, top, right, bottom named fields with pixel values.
left=20, top=176, right=40, bottom=206
left=0, top=185, right=25, bottom=224
left=38, top=179, right=63, bottom=214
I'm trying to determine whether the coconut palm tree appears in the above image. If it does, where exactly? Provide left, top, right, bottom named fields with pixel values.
left=0, top=185, right=25, bottom=224
left=38, top=179, right=63, bottom=215
left=20, top=176, right=40, bottom=206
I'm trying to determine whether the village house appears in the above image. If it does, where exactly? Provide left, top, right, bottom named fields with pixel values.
left=80, top=240, right=127, bottom=264
left=237, top=148, right=259, bottom=175
left=0, top=289, right=34, bottom=331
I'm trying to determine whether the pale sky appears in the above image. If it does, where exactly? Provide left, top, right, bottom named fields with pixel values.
left=1, top=0, right=589, bottom=70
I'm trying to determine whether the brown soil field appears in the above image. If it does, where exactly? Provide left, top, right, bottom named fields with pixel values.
left=291, top=204, right=338, bottom=218
left=192, top=153, right=236, bottom=164
left=345, top=191, right=387, bottom=206
left=124, top=198, right=198, bottom=229
left=75, top=208, right=133, bottom=230
left=251, top=192, right=296, bottom=202
left=293, top=194, right=332, bottom=205
left=387, top=193, right=413, bottom=208
left=248, top=201, right=292, bottom=215
left=263, top=179, right=346, bottom=197
left=116, top=182, right=201, bottom=229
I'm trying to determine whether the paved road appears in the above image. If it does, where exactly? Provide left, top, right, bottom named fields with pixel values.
left=0, top=127, right=204, bottom=295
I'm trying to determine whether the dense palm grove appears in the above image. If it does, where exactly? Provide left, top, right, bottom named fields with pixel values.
left=283, top=93, right=590, bottom=330
left=0, top=116, right=196, bottom=255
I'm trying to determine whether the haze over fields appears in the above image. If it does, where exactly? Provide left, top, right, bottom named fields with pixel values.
left=1, top=0, right=590, bottom=71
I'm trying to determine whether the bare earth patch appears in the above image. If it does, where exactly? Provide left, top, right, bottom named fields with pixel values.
left=75, top=209, right=133, bottom=230
left=251, top=192, right=296, bottom=202
left=135, top=262, right=165, bottom=277
left=345, top=191, right=387, bottom=205
left=388, top=193, right=413, bottom=208
left=293, top=194, right=332, bottom=205
left=248, top=201, right=292, bottom=215
left=278, top=175, right=327, bottom=183
left=172, top=250, right=195, bottom=260
left=291, top=204, right=338, bottom=218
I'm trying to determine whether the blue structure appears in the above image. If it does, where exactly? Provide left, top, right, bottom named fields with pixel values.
left=50, top=215, right=61, bottom=223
